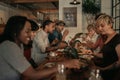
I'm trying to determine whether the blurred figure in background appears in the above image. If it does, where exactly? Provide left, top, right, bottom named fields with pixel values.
left=48, top=20, right=69, bottom=47
left=31, top=20, right=55, bottom=65
left=84, top=24, right=98, bottom=44
left=31, top=20, right=68, bottom=65
left=82, top=23, right=104, bottom=53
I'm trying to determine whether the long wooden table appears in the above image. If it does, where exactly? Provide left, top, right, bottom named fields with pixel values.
left=38, top=52, right=94, bottom=80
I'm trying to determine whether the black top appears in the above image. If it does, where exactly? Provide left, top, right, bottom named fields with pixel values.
left=99, top=34, right=120, bottom=67
left=94, top=34, right=120, bottom=80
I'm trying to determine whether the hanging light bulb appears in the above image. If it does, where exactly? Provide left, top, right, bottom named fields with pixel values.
left=70, top=0, right=80, bottom=5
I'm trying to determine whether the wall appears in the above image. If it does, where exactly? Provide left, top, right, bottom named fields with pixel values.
left=0, top=0, right=112, bottom=41
left=59, top=0, right=82, bottom=42
left=45, top=12, right=59, bottom=21
left=0, top=2, right=36, bottom=24
left=0, top=2, right=36, bottom=34
left=101, top=0, right=112, bottom=16
left=59, top=0, right=112, bottom=42
left=82, top=0, right=112, bottom=32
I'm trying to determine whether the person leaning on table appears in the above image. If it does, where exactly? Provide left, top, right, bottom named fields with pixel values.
left=91, top=13, right=120, bottom=80
left=48, top=20, right=69, bottom=46
left=0, top=15, right=81, bottom=80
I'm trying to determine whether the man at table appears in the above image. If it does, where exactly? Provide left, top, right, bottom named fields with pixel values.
left=48, top=20, right=69, bottom=47
left=31, top=20, right=67, bottom=65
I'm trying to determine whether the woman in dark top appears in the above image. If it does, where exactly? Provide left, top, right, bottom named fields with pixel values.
left=92, top=13, right=120, bottom=80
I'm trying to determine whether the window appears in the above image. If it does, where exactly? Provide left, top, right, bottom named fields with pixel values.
left=112, top=0, right=120, bottom=33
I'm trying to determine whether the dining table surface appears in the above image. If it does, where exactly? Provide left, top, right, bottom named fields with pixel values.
left=38, top=50, right=95, bottom=80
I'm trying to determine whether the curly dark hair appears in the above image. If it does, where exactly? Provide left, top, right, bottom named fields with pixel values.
left=41, top=20, right=54, bottom=30
left=0, top=15, right=30, bottom=43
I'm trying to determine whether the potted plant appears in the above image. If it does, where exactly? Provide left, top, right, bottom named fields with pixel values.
left=82, top=0, right=100, bottom=24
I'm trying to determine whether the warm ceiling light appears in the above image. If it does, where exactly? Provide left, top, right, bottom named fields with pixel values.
left=70, top=0, right=80, bottom=5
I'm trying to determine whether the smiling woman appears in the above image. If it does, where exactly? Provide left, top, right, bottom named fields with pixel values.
left=0, top=16, right=32, bottom=44
left=0, top=15, right=81, bottom=80
left=0, top=15, right=32, bottom=80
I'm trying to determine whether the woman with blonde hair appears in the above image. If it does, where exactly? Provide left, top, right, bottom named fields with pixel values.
left=92, top=13, right=120, bottom=80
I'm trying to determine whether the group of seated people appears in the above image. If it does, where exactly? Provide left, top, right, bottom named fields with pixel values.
left=0, top=13, right=120, bottom=80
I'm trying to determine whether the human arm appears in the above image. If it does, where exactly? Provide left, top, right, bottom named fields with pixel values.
left=85, top=36, right=103, bottom=50
left=92, top=52, right=103, bottom=58
left=23, top=59, right=81, bottom=79
left=1, top=41, right=79, bottom=80
left=85, top=40, right=98, bottom=49
left=60, top=59, right=81, bottom=69
left=3, top=42, right=57, bottom=79
left=69, top=33, right=82, bottom=46
left=94, top=44, right=120, bottom=71
left=46, top=41, right=68, bottom=52
left=62, top=29, right=69, bottom=41
left=50, top=38, right=59, bottom=46
left=46, top=46, right=59, bottom=52
left=22, top=66, right=57, bottom=79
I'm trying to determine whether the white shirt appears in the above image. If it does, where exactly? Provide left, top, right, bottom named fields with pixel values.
left=31, top=29, right=49, bottom=64
left=0, top=40, right=30, bottom=80
left=86, top=33, right=98, bottom=43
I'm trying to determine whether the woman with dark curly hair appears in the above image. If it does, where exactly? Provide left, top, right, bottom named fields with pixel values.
left=0, top=15, right=80, bottom=80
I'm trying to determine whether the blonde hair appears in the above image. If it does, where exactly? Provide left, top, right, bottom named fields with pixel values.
left=87, top=24, right=96, bottom=31
left=96, top=13, right=114, bottom=25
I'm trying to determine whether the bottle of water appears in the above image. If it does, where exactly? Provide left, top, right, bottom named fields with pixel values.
left=89, top=69, right=103, bottom=80
left=89, top=69, right=96, bottom=80
left=96, top=69, right=103, bottom=80
left=56, top=64, right=66, bottom=80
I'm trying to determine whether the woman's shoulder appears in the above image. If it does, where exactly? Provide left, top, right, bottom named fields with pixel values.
left=114, top=34, right=120, bottom=40
left=0, top=40, right=13, bottom=45
left=116, top=33, right=120, bottom=37
left=0, top=40, right=18, bottom=49
left=112, top=33, right=120, bottom=45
